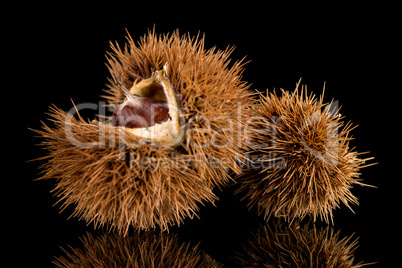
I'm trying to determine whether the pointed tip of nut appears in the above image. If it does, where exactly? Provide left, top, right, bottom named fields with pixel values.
left=163, top=62, right=169, bottom=76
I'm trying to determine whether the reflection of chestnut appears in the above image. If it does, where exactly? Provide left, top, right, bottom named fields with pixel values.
left=112, top=98, right=170, bottom=128
left=234, top=220, right=370, bottom=267
left=54, top=231, right=222, bottom=268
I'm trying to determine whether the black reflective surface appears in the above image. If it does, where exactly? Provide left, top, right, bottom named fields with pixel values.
left=18, top=6, right=395, bottom=267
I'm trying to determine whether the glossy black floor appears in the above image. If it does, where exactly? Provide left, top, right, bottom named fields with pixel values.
left=17, top=6, right=396, bottom=267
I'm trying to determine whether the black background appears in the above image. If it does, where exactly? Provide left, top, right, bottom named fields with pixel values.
left=14, top=4, right=398, bottom=267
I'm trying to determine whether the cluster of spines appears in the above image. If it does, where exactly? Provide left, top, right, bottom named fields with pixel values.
left=237, top=82, right=373, bottom=223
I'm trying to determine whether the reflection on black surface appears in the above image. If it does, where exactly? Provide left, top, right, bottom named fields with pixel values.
left=52, top=219, right=374, bottom=267
left=54, top=231, right=222, bottom=268
left=234, top=219, right=372, bottom=268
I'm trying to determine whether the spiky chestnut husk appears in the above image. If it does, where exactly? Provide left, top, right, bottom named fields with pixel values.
left=234, top=220, right=370, bottom=268
left=35, top=30, right=255, bottom=234
left=236, top=82, right=373, bottom=223
left=54, top=231, right=221, bottom=268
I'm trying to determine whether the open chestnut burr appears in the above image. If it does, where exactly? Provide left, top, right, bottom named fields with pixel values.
left=34, top=30, right=256, bottom=234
